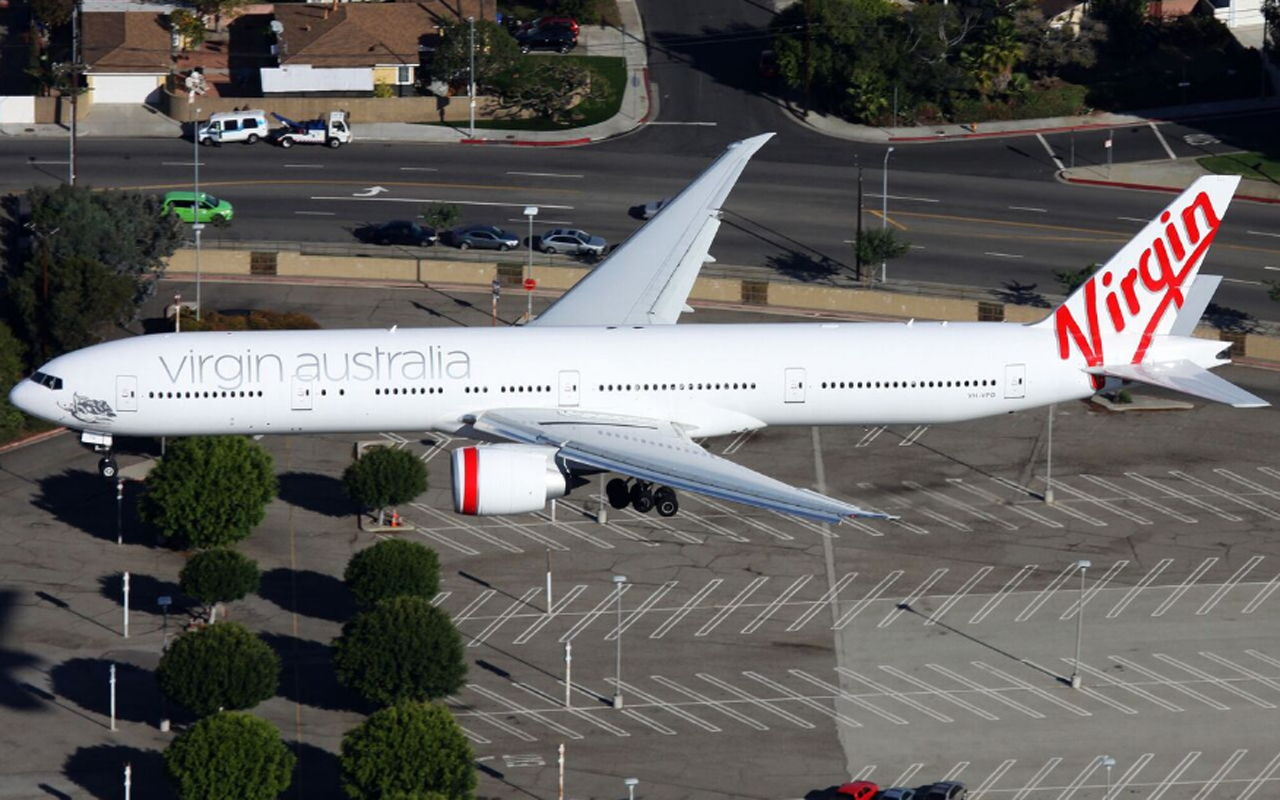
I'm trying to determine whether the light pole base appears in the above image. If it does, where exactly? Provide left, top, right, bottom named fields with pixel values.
left=612, top=694, right=623, bottom=709
left=1069, top=674, right=1082, bottom=689
left=1044, top=488, right=1055, bottom=505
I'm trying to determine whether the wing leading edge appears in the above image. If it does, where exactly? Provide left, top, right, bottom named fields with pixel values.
left=530, top=133, right=775, bottom=328
left=473, top=408, right=891, bottom=524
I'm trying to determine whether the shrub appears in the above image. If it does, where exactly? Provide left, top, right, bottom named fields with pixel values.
left=342, top=446, right=428, bottom=525
left=179, top=548, right=261, bottom=615
left=332, top=596, right=465, bottom=705
left=345, top=538, right=441, bottom=609
left=157, top=621, right=280, bottom=717
left=341, top=702, right=476, bottom=800
left=165, top=712, right=295, bottom=800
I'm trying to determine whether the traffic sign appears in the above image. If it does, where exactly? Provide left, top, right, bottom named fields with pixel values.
left=523, top=278, right=537, bottom=291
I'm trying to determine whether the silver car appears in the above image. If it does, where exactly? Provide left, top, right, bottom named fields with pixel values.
left=540, top=227, right=607, bottom=255
left=448, top=224, right=520, bottom=251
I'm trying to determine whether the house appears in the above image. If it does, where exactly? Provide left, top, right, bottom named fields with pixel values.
left=81, top=12, right=172, bottom=104
left=263, top=0, right=495, bottom=97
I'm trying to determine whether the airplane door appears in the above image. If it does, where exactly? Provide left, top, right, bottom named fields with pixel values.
left=558, top=370, right=580, bottom=407
left=1004, top=364, right=1026, bottom=399
left=291, top=378, right=313, bottom=411
left=784, top=368, right=806, bottom=403
left=116, top=375, right=138, bottom=412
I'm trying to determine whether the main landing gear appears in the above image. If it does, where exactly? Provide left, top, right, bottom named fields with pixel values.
left=606, top=478, right=679, bottom=517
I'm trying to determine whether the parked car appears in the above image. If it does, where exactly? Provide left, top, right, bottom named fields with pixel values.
left=540, top=228, right=607, bottom=256
left=355, top=220, right=437, bottom=247
left=446, top=224, right=520, bottom=251
left=520, top=15, right=580, bottom=35
left=836, top=782, right=879, bottom=800
left=921, top=782, right=968, bottom=800
left=516, top=24, right=577, bottom=53
left=162, top=191, right=233, bottom=223
left=640, top=197, right=669, bottom=219
left=878, top=789, right=917, bottom=800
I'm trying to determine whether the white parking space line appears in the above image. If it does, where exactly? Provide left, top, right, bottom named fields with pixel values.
left=855, top=426, right=887, bottom=447
left=1108, top=655, right=1229, bottom=710
left=1016, top=563, right=1079, bottom=622
left=879, top=568, right=948, bottom=628
left=607, top=581, right=676, bottom=641
left=616, top=708, right=678, bottom=736
left=1105, top=753, right=1154, bottom=800
left=789, top=573, right=857, bottom=632
left=744, top=671, right=864, bottom=728
left=457, top=725, right=491, bottom=744
left=1147, top=751, right=1201, bottom=800
left=1125, top=472, right=1238, bottom=520
left=460, top=703, right=539, bottom=742
left=490, top=516, right=575, bottom=552
left=769, top=509, right=840, bottom=539
left=1079, top=474, right=1197, bottom=523
left=1200, top=651, right=1280, bottom=694
left=414, top=504, right=524, bottom=553
left=974, top=759, right=1017, bottom=799
left=697, top=673, right=817, bottom=729
left=468, top=685, right=583, bottom=739
left=1198, top=555, right=1264, bottom=615
left=514, top=684, right=631, bottom=736
left=924, top=566, right=993, bottom=626
left=1152, top=557, right=1218, bottom=617
left=1056, top=757, right=1103, bottom=800
left=790, top=669, right=907, bottom=725
left=1172, top=471, right=1280, bottom=519
left=970, top=565, right=1037, bottom=624
left=431, top=591, right=451, bottom=606
left=1243, top=573, right=1280, bottom=614
left=1195, top=749, right=1250, bottom=800
left=949, top=479, right=1063, bottom=528
left=556, top=500, right=663, bottom=546
left=1036, top=133, right=1067, bottom=170
left=1149, top=122, right=1178, bottom=160
left=1153, top=653, right=1275, bottom=708
left=651, top=579, right=722, bottom=639
left=720, top=429, right=756, bottom=455
left=898, top=425, right=929, bottom=446
left=892, top=764, right=925, bottom=788
left=1238, top=750, right=1280, bottom=800
left=1060, top=560, right=1127, bottom=620
left=742, top=575, right=812, bottom=634
left=878, top=665, right=1000, bottom=720
left=650, top=676, right=769, bottom=730
left=1107, top=558, right=1173, bottom=618
left=861, top=481, right=968, bottom=531
left=513, top=585, right=586, bottom=644
left=1067, top=678, right=1139, bottom=715
left=531, top=511, right=620, bottom=550
left=837, top=668, right=953, bottom=722
left=973, top=662, right=1092, bottom=716
left=833, top=570, right=902, bottom=629
left=926, top=664, right=1045, bottom=718
left=1216, top=468, right=1280, bottom=506
left=944, top=762, right=969, bottom=781
left=1012, top=757, right=1062, bottom=800
left=612, top=503, right=703, bottom=544
left=1030, top=485, right=1108, bottom=526
left=904, top=481, right=1018, bottom=530
left=455, top=590, right=497, bottom=623
left=414, top=527, right=481, bottom=556
left=468, top=587, right=541, bottom=647
left=696, top=577, right=769, bottom=637
left=560, top=584, right=629, bottom=642
left=854, top=766, right=876, bottom=781
left=607, top=679, right=722, bottom=732
left=679, top=508, right=750, bottom=543
left=692, top=495, right=794, bottom=541
left=1047, top=479, right=1152, bottom=525
left=1070, top=661, right=1183, bottom=712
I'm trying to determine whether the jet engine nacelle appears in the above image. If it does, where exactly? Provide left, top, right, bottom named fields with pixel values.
left=451, top=444, right=568, bottom=516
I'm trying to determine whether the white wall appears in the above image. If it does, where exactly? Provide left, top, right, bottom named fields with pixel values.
left=0, top=96, right=36, bottom=124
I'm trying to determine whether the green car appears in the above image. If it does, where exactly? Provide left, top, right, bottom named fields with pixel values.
left=162, top=191, right=233, bottom=223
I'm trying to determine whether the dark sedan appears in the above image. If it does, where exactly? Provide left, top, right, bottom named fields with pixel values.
left=515, top=24, right=577, bottom=54
left=445, top=224, right=521, bottom=251
left=355, top=220, right=438, bottom=247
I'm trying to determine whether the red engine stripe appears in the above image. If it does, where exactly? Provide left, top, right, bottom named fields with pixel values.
left=462, top=447, right=479, bottom=515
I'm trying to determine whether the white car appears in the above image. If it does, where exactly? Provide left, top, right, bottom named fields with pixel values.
left=540, top=228, right=607, bottom=255
left=641, top=198, right=669, bottom=219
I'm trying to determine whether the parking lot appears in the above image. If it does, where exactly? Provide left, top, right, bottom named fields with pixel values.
left=1, top=281, right=1278, bottom=799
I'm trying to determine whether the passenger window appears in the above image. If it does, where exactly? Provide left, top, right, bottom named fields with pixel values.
left=245, top=118, right=259, bottom=129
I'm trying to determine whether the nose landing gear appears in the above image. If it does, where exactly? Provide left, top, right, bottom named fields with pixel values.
left=98, top=456, right=119, bottom=479
left=605, top=478, right=680, bottom=517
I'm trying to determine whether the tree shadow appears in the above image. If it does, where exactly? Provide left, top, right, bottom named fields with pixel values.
left=289, top=740, right=343, bottom=799
left=0, top=590, right=44, bottom=711
left=49, top=658, right=170, bottom=725
left=258, top=568, right=355, bottom=623
left=1203, top=302, right=1258, bottom=334
left=62, top=745, right=172, bottom=800
left=97, top=572, right=194, bottom=619
left=260, top=633, right=369, bottom=713
left=992, top=280, right=1051, bottom=308
left=33, top=469, right=149, bottom=545
left=277, top=471, right=356, bottom=518
left=766, top=251, right=842, bottom=283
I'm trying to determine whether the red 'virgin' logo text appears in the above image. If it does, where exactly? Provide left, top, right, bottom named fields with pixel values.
left=1054, top=190, right=1221, bottom=366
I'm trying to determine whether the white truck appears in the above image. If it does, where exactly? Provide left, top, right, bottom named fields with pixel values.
left=271, top=111, right=352, bottom=149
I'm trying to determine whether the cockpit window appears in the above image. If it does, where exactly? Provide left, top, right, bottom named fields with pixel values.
left=31, top=371, right=63, bottom=390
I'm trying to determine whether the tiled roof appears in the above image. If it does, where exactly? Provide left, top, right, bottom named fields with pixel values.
left=82, top=12, right=172, bottom=73
left=275, top=0, right=494, bottom=68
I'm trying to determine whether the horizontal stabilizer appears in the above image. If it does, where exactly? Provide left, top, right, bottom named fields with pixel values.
left=1085, top=360, right=1269, bottom=408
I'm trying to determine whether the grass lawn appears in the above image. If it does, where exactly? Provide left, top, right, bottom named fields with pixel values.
left=431, top=55, right=626, bottom=132
left=1197, top=152, right=1280, bottom=183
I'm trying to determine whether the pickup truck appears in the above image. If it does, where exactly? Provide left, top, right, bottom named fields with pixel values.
left=272, top=111, right=352, bottom=149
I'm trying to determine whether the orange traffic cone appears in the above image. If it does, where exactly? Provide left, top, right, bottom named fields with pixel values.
left=390, top=510, right=401, bottom=528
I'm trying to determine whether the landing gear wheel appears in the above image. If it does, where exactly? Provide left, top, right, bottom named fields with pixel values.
left=630, top=481, right=654, bottom=513
left=98, top=457, right=119, bottom=480
left=606, top=478, right=631, bottom=509
left=654, top=486, right=679, bottom=517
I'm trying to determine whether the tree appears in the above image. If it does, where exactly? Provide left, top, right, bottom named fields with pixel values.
left=0, top=322, right=29, bottom=442
left=180, top=548, right=261, bottom=621
left=138, top=436, right=278, bottom=548
left=1054, top=263, right=1100, bottom=295
left=332, top=597, right=466, bottom=705
left=1265, top=0, right=1280, bottom=65
left=342, top=446, right=428, bottom=526
left=165, top=712, right=295, bottom=800
left=554, top=0, right=599, bottom=24
left=33, top=0, right=74, bottom=27
left=420, top=203, right=460, bottom=232
left=496, top=60, right=603, bottom=124
left=171, top=9, right=207, bottom=50
left=341, top=702, right=477, bottom=800
left=345, top=539, right=441, bottom=610
left=855, top=228, right=910, bottom=269
left=9, top=254, right=138, bottom=363
left=191, top=0, right=251, bottom=31
left=157, top=622, right=280, bottom=717
left=430, top=19, right=520, bottom=92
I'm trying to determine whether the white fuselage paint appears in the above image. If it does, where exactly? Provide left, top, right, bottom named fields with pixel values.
left=19, top=321, right=1094, bottom=439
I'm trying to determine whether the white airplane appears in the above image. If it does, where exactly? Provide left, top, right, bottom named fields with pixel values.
left=8, top=134, right=1267, bottom=523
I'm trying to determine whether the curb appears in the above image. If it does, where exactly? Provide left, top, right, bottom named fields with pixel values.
left=0, top=426, right=68, bottom=454
left=460, top=136, right=593, bottom=147
left=889, top=120, right=1121, bottom=143
left=1061, top=175, right=1280, bottom=204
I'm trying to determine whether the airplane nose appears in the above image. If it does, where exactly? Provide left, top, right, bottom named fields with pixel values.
left=8, top=379, right=40, bottom=417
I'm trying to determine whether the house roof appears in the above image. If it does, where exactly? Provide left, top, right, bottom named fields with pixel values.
left=82, top=12, right=172, bottom=73
left=274, top=0, right=495, bottom=68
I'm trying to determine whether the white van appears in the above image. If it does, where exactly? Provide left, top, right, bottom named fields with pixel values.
left=198, top=110, right=270, bottom=145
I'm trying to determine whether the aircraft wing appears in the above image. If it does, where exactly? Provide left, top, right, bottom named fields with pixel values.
left=528, top=133, right=774, bottom=327
left=473, top=407, right=890, bottom=523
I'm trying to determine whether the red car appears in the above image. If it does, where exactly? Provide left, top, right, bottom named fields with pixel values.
left=837, top=782, right=880, bottom=800
left=523, top=16, right=579, bottom=35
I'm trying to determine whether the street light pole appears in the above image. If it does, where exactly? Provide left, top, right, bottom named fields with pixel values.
left=468, top=17, right=476, bottom=138
left=881, top=146, right=894, bottom=282
left=625, top=777, right=639, bottom=800
left=612, top=574, right=626, bottom=709
left=1070, top=559, right=1091, bottom=688
left=1045, top=403, right=1055, bottom=504
left=523, top=205, right=538, bottom=322
left=1101, top=756, right=1116, bottom=799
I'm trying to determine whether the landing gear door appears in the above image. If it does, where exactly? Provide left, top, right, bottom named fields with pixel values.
left=784, top=368, right=806, bottom=404
left=116, top=375, right=138, bottom=412
left=1004, top=363, right=1026, bottom=399
left=558, top=370, right=580, bottom=407
left=291, top=378, right=313, bottom=411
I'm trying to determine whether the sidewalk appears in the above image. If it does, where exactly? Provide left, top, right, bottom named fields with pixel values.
left=1059, top=157, right=1280, bottom=203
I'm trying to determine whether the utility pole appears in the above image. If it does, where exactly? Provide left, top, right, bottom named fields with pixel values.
left=468, top=17, right=476, bottom=138
left=69, top=0, right=80, bottom=186
left=881, top=146, right=894, bottom=282
left=855, top=165, right=864, bottom=282
left=802, top=0, right=812, bottom=117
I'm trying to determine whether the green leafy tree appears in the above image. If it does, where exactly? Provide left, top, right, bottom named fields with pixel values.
left=1091, top=0, right=1148, bottom=51
left=345, top=539, right=441, bottom=610
left=1054, top=262, right=1100, bottom=295
left=496, top=60, right=602, bottom=124
left=171, top=9, right=208, bottom=50
left=430, top=19, right=520, bottom=91
left=157, top=622, right=280, bottom=717
left=1265, top=0, right=1280, bottom=65
left=138, top=436, right=278, bottom=548
left=180, top=548, right=261, bottom=620
left=333, top=596, right=466, bottom=706
left=33, top=0, right=74, bottom=26
left=0, top=322, right=30, bottom=442
left=855, top=228, right=910, bottom=268
left=342, top=446, right=428, bottom=526
left=165, top=712, right=295, bottom=800
left=341, top=702, right=477, bottom=800
left=9, top=254, right=138, bottom=363
left=554, top=0, right=599, bottom=24
left=420, top=203, right=460, bottom=231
